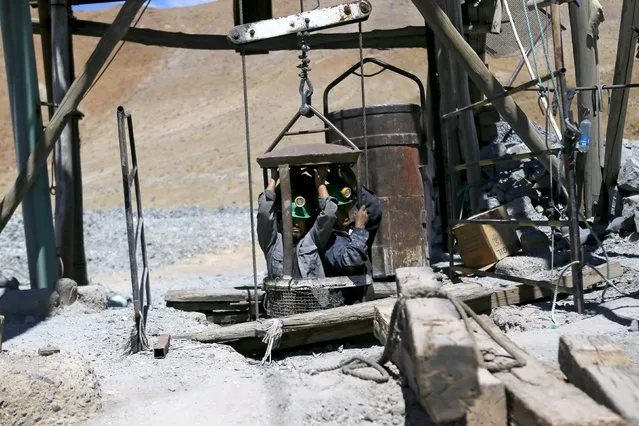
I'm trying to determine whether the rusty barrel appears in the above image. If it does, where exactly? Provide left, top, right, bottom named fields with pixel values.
left=327, top=104, right=428, bottom=279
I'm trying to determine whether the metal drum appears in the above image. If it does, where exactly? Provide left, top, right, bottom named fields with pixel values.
left=326, top=103, right=428, bottom=279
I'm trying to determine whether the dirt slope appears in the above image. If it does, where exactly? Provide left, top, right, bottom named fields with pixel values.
left=0, top=0, right=636, bottom=209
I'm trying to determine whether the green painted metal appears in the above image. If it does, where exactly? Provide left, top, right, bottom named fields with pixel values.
left=0, top=0, right=58, bottom=289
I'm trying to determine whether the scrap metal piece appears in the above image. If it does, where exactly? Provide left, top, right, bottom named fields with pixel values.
left=154, top=334, right=171, bottom=359
left=38, top=346, right=61, bottom=356
left=227, top=1, right=372, bottom=44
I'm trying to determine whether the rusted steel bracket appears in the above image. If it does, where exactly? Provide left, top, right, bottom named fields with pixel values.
left=227, top=1, right=372, bottom=44
left=154, top=334, right=171, bottom=359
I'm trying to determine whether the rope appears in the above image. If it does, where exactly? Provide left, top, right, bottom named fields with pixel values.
left=237, top=0, right=261, bottom=320
left=358, top=22, right=369, bottom=188
left=305, top=289, right=527, bottom=383
left=258, top=319, right=283, bottom=365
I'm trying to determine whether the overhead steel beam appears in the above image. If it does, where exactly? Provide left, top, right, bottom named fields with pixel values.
left=33, top=19, right=430, bottom=50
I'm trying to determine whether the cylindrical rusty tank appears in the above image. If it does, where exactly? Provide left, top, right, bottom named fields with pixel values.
left=326, top=104, right=428, bottom=279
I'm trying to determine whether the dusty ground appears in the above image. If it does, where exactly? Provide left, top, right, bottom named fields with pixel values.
left=0, top=238, right=637, bottom=425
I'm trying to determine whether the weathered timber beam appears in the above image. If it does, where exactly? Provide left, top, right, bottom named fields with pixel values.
left=0, top=0, right=148, bottom=234
left=475, top=317, right=626, bottom=426
left=32, top=19, right=429, bottom=50
left=187, top=298, right=395, bottom=355
left=411, top=0, right=566, bottom=192
left=559, top=335, right=639, bottom=425
left=374, top=305, right=507, bottom=426
left=393, top=267, right=479, bottom=423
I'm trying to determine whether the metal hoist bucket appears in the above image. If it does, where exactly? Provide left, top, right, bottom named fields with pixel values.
left=323, top=59, right=429, bottom=280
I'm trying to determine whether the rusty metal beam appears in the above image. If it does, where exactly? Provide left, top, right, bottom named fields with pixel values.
left=154, top=334, right=171, bottom=358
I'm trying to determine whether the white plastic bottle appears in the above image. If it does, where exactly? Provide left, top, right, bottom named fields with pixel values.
left=576, top=119, right=591, bottom=153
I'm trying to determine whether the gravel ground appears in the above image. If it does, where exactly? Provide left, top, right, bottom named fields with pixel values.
left=1, top=207, right=253, bottom=284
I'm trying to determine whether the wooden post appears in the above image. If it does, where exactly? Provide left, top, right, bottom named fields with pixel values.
left=559, top=335, right=639, bottom=424
left=599, top=0, right=639, bottom=216
left=411, top=0, right=566, bottom=192
left=440, top=0, right=482, bottom=214
left=386, top=267, right=480, bottom=423
left=474, top=318, right=627, bottom=426
left=569, top=0, right=603, bottom=217
left=0, top=0, right=148, bottom=234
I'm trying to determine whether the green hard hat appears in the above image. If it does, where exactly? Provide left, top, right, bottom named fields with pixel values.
left=291, top=195, right=311, bottom=219
left=327, top=184, right=354, bottom=206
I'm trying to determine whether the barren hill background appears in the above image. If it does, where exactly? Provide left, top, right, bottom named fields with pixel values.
left=0, top=0, right=636, bottom=209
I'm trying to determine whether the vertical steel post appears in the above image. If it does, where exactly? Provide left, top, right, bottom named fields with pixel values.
left=0, top=0, right=58, bottom=290
left=550, top=4, right=584, bottom=314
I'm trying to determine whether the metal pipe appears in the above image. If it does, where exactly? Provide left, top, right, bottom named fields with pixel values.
left=0, top=0, right=58, bottom=289
left=451, top=266, right=573, bottom=294
left=450, top=219, right=571, bottom=227
left=441, top=69, right=565, bottom=120
left=448, top=148, right=561, bottom=172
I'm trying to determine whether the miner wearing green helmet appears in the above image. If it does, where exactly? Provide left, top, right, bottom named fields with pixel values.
left=322, top=177, right=382, bottom=278
left=257, top=166, right=338, bottom=279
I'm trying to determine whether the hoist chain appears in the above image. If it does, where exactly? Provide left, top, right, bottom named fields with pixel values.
left=297, top=32, right=314, bottom=117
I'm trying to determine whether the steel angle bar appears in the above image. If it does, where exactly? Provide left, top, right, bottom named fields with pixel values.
left=450, top=219, right=571, bottom=227
left=441, top=69, right=565, bottom=120
left=227, top=1, right=372, bottom=45
left=451, top=266, right=573, bottom=294
left=448, top=148, right=561, bottom=172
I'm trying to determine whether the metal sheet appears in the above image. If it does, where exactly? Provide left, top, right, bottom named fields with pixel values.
left=227, top=1, right=372, bottom=44
left=326, top=104, right=424, bottom=148
left=257, top=143, right=360, bottom=168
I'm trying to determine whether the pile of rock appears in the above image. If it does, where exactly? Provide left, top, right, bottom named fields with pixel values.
left=614, top=140, right=639, bottom=233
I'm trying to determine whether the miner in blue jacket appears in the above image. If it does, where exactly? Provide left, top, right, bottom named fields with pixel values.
left=322, top=182, right=382, bottom=277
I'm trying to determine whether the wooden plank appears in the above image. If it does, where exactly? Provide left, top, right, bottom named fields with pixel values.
left=559, top=335, right=639, bottom=424
left=0, top=0, right=148, bottom=234
left=164, top=288, right=263, bottom=304
left=166, top=301, right=251, bottom=312
left=395, top=266, right=439, bottom=297
left=154, top=334, right=171, bottom=359
left=560, top=261, right=623, bottom=289
left=469, top=368, right=507, bottom=426
left=374, top=304, right=505, bottom=426
left=601, top=0, right=639, bottom=202
left=392, top=267, right=479, bottom=423
left=569, top=0, right=603, bottom=216
left=473, top=317, right=626, bottom=426
left=188, top=298, right=395, bottom=355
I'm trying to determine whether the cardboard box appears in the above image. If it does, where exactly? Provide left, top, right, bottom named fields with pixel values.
left=452, top=206, right=521, bottom=269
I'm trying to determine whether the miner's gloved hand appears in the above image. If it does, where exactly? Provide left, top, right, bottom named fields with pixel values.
left=355, top=206, right=368, bottom=229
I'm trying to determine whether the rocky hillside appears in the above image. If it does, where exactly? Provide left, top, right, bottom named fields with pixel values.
left=0, top=0, right=636, bottom=209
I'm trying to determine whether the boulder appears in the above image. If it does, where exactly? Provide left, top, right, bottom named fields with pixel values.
left=55, top=278, right=78, bottom=306
left=621, top=195, right=639, bottom=232
left=519, top=228, right=551, bottom=256
left=618, top=158, right=639, bottom=192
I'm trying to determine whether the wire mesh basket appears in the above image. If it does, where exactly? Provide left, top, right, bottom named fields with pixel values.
left=263, top=275, right=372, bottom=318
